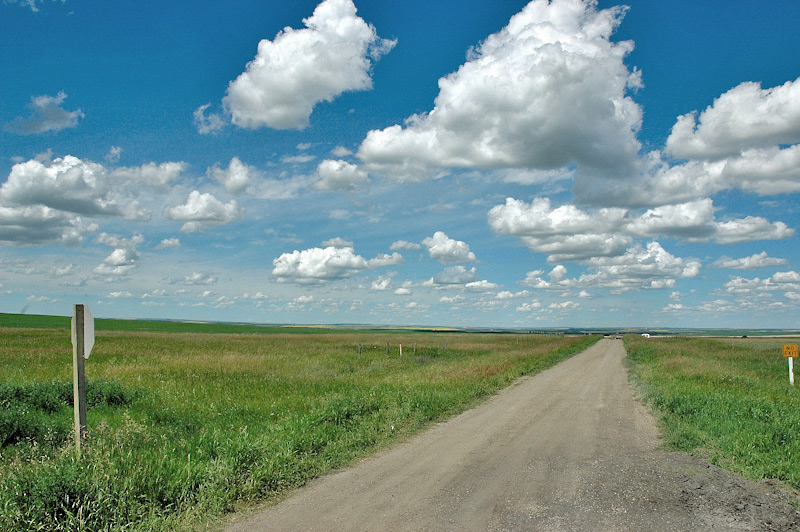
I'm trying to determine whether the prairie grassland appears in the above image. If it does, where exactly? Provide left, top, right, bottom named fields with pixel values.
left=625, top=335, right=800, bottom=492
left=0, top=326, right=596, bottom=532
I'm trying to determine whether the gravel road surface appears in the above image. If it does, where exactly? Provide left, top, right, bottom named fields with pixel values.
left=224, top=338, right=800, bottom=531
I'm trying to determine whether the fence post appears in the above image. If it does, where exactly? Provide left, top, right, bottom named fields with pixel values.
left=72, top=304, right=88, bottom=452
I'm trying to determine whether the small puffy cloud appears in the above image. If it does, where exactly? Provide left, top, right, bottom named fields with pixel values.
left=322, top=237, right=354, bottom=248
left=390, top=240, right=421, bottom=251
left=282, top=154, right=316, bottom=164
left=394, top=287, right=412, bottom=295
left=429, top=265, right=479, bottom=285
left=516, top=301, right=542, bottom=312
left=272, top=245, right=399, bottom=283
left=107, top=291, right=134, bottom=298
left=207, top=157, right=256, bottom=194
left=331, top=146, right=353, bottom=157
left=371, top=276, right=392, bottom=291
left=155, top=237, right=181, bottom=250
left=710, top=252, right=788, bottom=270
left=666, top=78, right=800, bottom=161
left=465, top=280, right=500, bottom=292
left=193, top=103, right=226, bottom=135
left=497, top=290, right=529, bottom=299
left=367, top=253, right=403, bottom=268
left=549, top=300, right=580, bottom=310
left=171, top=272, right=218, bottom=286
left=5, top=92, right=83, bottom=135
left=488, top=197, right=629, bottom=261
left=358, top=0, right=642, bottom=180
left=163, top=190, right=243, bottom=233
left=422, top=231, right=476, bottom=264
left=520, top=265, right=571, bottom=289
left=222, top=0, right=395, bottom=130
left=313, top=159, right=369, bottom=190
left=110, top=161, right=186, bottom=190
left=93, top=233, right=144, bottom=278
left=105, top=146, right=123, bottom=164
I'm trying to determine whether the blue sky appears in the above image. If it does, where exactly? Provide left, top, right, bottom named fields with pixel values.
left=2, top=0, right=800, bottom=328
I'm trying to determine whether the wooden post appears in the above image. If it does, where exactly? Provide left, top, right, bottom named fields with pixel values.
left=386, top=342, right=390, bottom=357
left=399, top=344, right=403, bottom=356
left=72, top=304, right=88, bottom=451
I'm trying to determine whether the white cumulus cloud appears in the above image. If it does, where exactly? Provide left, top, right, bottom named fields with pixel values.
left=313, top=159, right=369, bottom=190
left=272, top=245, right=400, bottom=283
left=5, top=92, right=83, bottom=135
left=163, top=191, right=243, bottom=233
left=666, top=77, right=800, bottom=161
left=710, top=252, right=788, bottom=270
left=422, top=231, right=476, bottom=264
left=207, top=157, right=257, bottom=194
left=93, top=233, right=144, bottom=278
left=358, top=0, right=642, bottom=180
left=222, top=0, right=395, bottom=130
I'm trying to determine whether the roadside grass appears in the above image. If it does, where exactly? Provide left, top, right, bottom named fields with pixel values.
left=0, top=325, right=597, bottom=532
left=625, top=335, right=800, bottom=492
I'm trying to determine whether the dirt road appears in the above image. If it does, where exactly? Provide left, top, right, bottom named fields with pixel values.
left=224, top=339, right=799, bottom=531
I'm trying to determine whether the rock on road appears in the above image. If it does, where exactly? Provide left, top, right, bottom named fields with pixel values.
left=224, top=339, right=800, bottom=531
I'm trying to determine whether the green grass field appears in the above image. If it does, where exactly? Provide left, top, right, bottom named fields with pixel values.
left=0, top=316, right=597, bottom=532
left=625, top=335, right=800, bottom=493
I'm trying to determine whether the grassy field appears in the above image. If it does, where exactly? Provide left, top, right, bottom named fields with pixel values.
left=625, top=335, right=800, bottom=493
left=0, top=319, right=597, bottom=532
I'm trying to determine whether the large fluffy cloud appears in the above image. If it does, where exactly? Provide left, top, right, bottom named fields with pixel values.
left=0, top=155, right=188, bottom=244
left=521, top=242, right=700, bottom=293
left=582, top=76, right=800, bottom=208
left=272, top=245, right=402, bottom=283
left=489, top=197, right=793, bottom=261
left=221, top=0, right=395, bottom=131
left=666, top=78, right=800, bottom=161
left=358, top=0, right=642, bottom=180
left=488, top=197, right=629, bottom=261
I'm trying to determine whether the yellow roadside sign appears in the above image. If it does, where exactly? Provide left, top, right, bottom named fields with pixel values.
left=784, top=344, right=799, bottom=358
